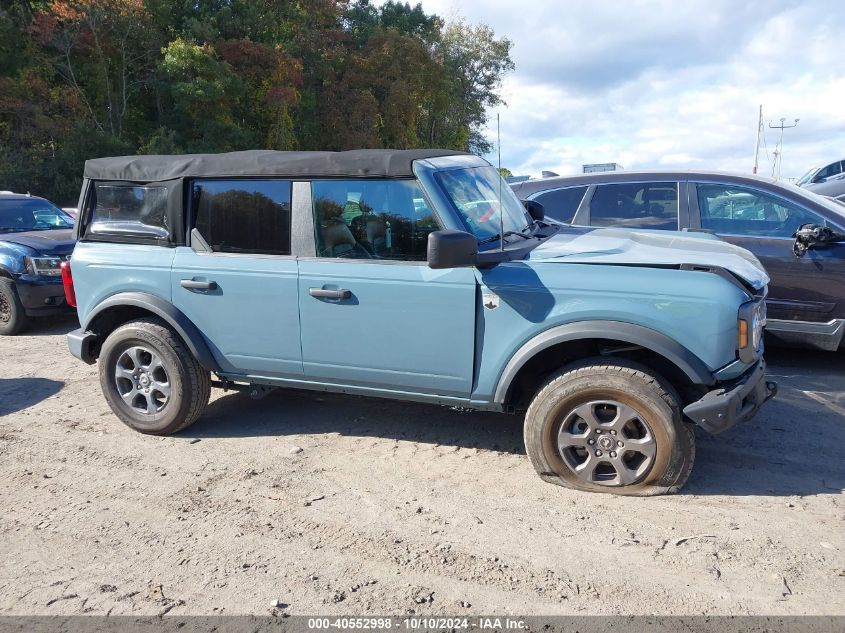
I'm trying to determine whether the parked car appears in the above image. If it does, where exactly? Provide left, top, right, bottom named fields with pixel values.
left=797, top=158, right=845, bottom=187
left=512, top=170, right=845, bottom=351
left=64, top=150, right=774, bottom=495
left=804, top=171, right=845, bottom=203
left=0, top=192, right=76, bottom=334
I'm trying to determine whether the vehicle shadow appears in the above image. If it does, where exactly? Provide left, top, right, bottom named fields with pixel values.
left=0, top=377, right=64, bottom=416
left=186, top=377, right=843, bottom=498
left=22, top=314, right=79, bottom=337
left=187, top=388, right=526, bottom=455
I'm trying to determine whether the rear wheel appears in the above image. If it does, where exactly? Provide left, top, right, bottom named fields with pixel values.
left=0, top=278, right=29, bottom=335
left=524, top=358, right=695, bottom=495
left=98, top=317, right=211, bottom=435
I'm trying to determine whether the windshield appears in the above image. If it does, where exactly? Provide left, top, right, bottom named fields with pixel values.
left=796, top=167, right=820, bottom=187
left=0, top=198, right=74, bottom=232
left=434, top=166, right=531, bottom=244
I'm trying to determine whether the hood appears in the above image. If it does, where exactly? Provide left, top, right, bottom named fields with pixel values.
left=0, top=229, right=75, bottom=256
left=527, top=227, right=769, bottom=290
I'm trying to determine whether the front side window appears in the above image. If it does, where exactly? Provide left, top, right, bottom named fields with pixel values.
left=589, top=182, right=679, bottom=230
left=312, top=179, right=439, bottom=261
left=434, top=166, right=530, bottom=244
left=697, top=183, right=826, bottom=238
left=532, top=186, right=588, bottom=224
left=192, top=179, right=291, bottom=255
left=87, top=184, right=169, bottom=240
left=0, top=199, right=73, bottom=232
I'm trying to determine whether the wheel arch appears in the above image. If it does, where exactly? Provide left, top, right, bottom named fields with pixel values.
left=84, top=292, right=221, bottom=373
left=494, top=321, right=715, bottom=408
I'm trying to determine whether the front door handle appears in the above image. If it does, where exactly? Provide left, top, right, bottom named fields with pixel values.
left=180, top=279, right=218, bottom=291
left=309, top=287, right=351, bottom=299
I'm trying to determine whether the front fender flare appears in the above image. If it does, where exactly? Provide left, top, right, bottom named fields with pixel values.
left=493, top=320, right=716, bottom=404
left=84, top=291, right=221, bottom=373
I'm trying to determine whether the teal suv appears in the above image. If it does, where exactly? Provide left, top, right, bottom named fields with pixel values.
left=64, top=150, right=776, bottom=495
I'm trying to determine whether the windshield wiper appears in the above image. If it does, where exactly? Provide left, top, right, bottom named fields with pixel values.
left=478, top=229, right=533, bottom=245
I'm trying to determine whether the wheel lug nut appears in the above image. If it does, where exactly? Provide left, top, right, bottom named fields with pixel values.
left=610, top=451, right=617, bottom=458
left=610, top=430, right=617, bottom=435
left=595, top=429, right=602, bottom=434
left=588, top=439, right=595, bottom=445
left=617, top=440, right=624, bottom=447
left=595, top=450, right=603, bottom=457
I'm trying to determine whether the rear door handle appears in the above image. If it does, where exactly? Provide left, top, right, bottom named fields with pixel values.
left=180, top=279, right=217, bottom=290
left=309, top=287, right=351, bottom=299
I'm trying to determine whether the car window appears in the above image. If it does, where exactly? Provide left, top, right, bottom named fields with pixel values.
left=589, top=182, right=678, bottom=230
left=192, top=179, right=291, bottom=255
left=0, top=199, right=73, bottom=232
left=532, top=186, right=588, bottom=224
left=697, top=183, right=826, bottom=238
left=312, top=179, right=439, bottom=261
left=816, top=161, right=842, bottom=182
left=87, top=184, right=169, bottom=240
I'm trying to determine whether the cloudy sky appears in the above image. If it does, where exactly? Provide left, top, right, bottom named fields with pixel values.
left=417, top=0, right=845, bottom=180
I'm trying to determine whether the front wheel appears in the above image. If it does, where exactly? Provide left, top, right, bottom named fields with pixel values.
left=0, top=279, right=29, bottom=335
left=524, top=358, right=695, bottom=495
left=98, top=317, right=211, bottom=435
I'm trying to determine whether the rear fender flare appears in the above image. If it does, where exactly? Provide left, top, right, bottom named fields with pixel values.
left=84, top=292, right=221, bottom=373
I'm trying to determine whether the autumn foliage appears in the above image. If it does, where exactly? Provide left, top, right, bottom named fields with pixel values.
left=0, top=0, right=513, bottom=204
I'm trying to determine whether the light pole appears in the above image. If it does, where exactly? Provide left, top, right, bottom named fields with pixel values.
left=768, top=117, right=799, bottom=180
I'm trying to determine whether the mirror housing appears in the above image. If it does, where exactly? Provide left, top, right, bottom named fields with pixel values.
left=523, top=199, right=545, bottom=222
left=427, top=230, right=477, bottom=269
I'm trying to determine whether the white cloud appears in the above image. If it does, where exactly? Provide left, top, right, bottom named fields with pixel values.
left=413, top=0, right=845, bottom=179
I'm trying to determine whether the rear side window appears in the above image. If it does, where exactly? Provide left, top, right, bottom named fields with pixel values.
left=532, top=186, right=588, bottom=224
left=590, top=182, right=678, bottom=230
left=86, top=183, right=169, bottom=240
left=192, top=180, right=292, bottom=256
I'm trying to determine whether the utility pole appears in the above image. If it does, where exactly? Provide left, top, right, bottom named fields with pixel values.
left=768, top=116, right=799, bottom=180
left=752, top=105, right=762, bottom=174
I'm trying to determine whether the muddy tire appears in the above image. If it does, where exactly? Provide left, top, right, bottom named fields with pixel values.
left=0, top=278, right=29, bottom=336
left=98, top=317, right=211, bottom=435
left=524, top=358, right=695, bottom=496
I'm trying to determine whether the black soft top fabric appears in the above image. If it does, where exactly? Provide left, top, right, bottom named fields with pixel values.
left=84, top=149, right=470, bottom=181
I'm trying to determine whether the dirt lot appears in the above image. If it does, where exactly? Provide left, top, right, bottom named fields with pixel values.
left=0, top=316, right=843, bottom=616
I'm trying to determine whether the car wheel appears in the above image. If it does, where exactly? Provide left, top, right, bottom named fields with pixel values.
left=0, top=278, right=29, bottom=335
left=523, top=358, right=695, bottom=496
left=98, top=317, right=211, bottom=435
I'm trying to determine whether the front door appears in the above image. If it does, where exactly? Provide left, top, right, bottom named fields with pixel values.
left=691, top=182, right=845, bottom=323
left=171, top=178, right=302, bottom=376
left=297, top=178, right=477, bottom=397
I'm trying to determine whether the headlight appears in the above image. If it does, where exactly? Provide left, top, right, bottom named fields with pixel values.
left=24, top=256, right=64, bottom=277
left=738, top=300, right=766, bottom=362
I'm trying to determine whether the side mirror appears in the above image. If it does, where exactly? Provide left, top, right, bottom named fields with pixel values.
left=427, top=230, right=477, bottom=269
left=523, top=199, right=545, bottom=221
left=792, top=223, right=845, bottom=257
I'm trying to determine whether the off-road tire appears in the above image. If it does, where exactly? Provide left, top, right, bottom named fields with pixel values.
left=524, top=357, right=695, bottom=496
left=0, top=278, right=29, bottom=336
left=98, top=317, right=211, bottom=435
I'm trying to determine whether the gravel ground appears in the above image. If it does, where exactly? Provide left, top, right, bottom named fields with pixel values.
left=0, top=316, right=843, bottom=616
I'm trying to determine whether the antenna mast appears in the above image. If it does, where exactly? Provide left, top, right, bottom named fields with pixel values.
left=768, top=116, right=799, bottom=180
left=752, top=104, right=762, bottom=174
left=498, top=113, right=504, bottom=252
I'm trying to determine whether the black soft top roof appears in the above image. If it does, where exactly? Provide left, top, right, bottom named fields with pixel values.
left=84, top=149, right=470, bottom=181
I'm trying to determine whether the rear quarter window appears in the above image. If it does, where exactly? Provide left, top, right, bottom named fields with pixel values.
left=532, top=186, right=588, bottom=224
left=86, top=183, right=169, bottom=241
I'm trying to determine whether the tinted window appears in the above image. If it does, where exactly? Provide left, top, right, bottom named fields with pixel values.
left=697, top=183, right=826, bottom=238
left=193, top=180, right=291, bottom=255
left=0, top=199, right=73, bottom=232
left=815, top=161, right=843, bottom=182
left=590, top=182, right=678, bottom=230
left=87, top=184, right=169, bottom=240
left=533, top=186, right=588, bottom=224
left=312, top=179, right=439, bottom=261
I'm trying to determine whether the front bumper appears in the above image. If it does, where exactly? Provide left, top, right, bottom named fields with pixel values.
left=683, top=360, right=777, bottom=434
left=15, top=276, right=71, bottom=316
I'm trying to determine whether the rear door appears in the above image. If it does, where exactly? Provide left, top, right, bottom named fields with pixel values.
left=689, top=181, right=845, bottom=323
left=171, top=179, right=302, bottom=376
left=583, top=181, right=685, bottom=230
left=297, top=178, right=476, bottom=397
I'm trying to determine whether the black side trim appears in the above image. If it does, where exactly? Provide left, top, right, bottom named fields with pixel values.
left=493, top=320, right=715, bottom=404
left=82, top=292, right=222, bottom=372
